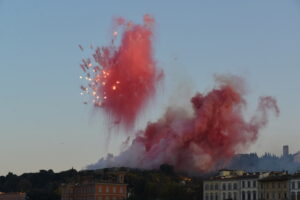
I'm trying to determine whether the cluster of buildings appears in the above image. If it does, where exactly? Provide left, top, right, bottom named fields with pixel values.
left=61, top=173, right=127, bottom=200
left=203, top=169, right=300, bottom=200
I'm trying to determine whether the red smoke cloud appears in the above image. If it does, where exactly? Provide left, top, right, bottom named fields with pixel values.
left=80, top=15, right=162, bottom=129
left=88, top=75, right=279, bottom=173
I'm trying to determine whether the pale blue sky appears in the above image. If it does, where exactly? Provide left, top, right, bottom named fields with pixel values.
left=0, top=0, right=300, bottom=175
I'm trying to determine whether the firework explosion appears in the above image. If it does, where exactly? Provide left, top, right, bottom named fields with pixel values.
left=79, top=15, right=163, bottom=129
left=88, top=75, right=279, bottom=173
left=81, top=15, right=279, bottom=173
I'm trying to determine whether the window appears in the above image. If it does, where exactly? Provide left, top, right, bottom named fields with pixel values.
left=99, top=187, right=102, bottom=193
left=228, top=183, right=232, bottom=190
left=215, top=193, right=218, bottom=200
left=253, top=181, right=256, bottom=188
left=233, top=183, right=237, bottom=190
left=215, top=183, right=219, bottom=190
left=120, top=187, right=123, bottom=193
left=105, top=196, right=109, bottom=200
left=113, top=186, right=116, bottom=193
left=247, top=191, right=251, bottom=200
left=205, top=193, right=209, bottom=200
left=211, top=193, right=214, bottom=200
left=242, top=181, right=245, bottom=188
left=298, top=181, right=300, bottom=189
left=106, top=186, right=109, bottom=193
left=292, top=181, right=295, bottom=189
left=228, top=192, right=232, bottom=199
left=253, top=191, right=256, bottom=200
left=278, top=182, right=281, bottom=188
left=210, top=184, right=214, bottom=190
left=291, top=192, right=296, bottom=200
left=248, top=181, right=251, bottom=188
left=233, top=192, right=237, bottom=200
left=98, top=197, right=102, bottom=200
left=223, top=192, right=226, bottom=200
left=205, top=184, right=209, bottom=190
left=242, top=191, right=245, bottom=200
left=223, top=183, right=226, bottom=190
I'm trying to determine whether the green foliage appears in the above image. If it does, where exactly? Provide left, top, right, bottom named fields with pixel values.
left=0, top=166, right=204, bottom=200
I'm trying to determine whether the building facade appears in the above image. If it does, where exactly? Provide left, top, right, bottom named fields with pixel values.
left=290, top=173, right=300, bottom=200
left=240, top=176, right=259, bottom=200
left=0, top=192, right=26, bottom=200
left=61, top=182, right=127, bottom=200
left=61, top=172, right=127, bottom=200
left=203, top=170, right=260, bottom=200
left=204, top=170, right=300, bottom=200
left=258, top=173, right=289, bottom=200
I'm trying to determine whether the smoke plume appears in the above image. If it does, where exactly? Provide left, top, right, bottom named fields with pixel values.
left=88, top=75, right=279, bottom=173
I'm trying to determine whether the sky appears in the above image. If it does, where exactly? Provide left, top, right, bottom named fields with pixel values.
left=0, top=0, right=300, bottom=176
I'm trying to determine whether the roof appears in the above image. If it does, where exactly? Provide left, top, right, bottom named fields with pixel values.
left=0, top=192, right=26, bottom=197
left=290, top=173, right=300, bottom=179
left=259, top=175, right=290, bottom=182
left=204, top=174, right=259, bottom=182
left=61, top=182, right=127, bottom=187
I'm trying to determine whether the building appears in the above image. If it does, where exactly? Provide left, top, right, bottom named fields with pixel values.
left=283, top=146, right=289, bottom=157
left=0, top=192, right=26, bottom=200
left=61, top=173, right=127, bottom=200
left=204, top=169, right=300, bottom=200
left=290, top=172, right=300, bottom=200
left=240, top=174, right=259, bottom=200
left=258, top=172, right=289, bottom=200
left=203, top=170, right=260, bottom=200
left=61, top=182, right=127, bottom=200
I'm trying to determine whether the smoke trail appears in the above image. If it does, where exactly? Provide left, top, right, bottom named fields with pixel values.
left=80, top=15, right=163, bottom=129
left=87, top=75, right=279, bottom=173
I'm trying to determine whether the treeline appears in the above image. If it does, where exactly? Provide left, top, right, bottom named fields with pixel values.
left=0, top=165, right=205, bottom=200
left=0, top=169, right=77, bottom=200
left=126, top=165, right=204, bottom=200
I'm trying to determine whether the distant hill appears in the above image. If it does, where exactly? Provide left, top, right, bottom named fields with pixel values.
left=228, top=153, right=300, bottom=172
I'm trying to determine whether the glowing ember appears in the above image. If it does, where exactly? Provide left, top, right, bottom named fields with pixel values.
left=113, top=31, right=118, bottom=37
left=79, top=15, right=163, bottom=129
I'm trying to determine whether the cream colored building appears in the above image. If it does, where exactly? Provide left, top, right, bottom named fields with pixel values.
left=203, top=170, right=260, bottom=200
left=240, top=176, right=259, bottom=200
left=258, top=173, right=289, bottom=200
left=290, top=172, right=300, bottom=200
